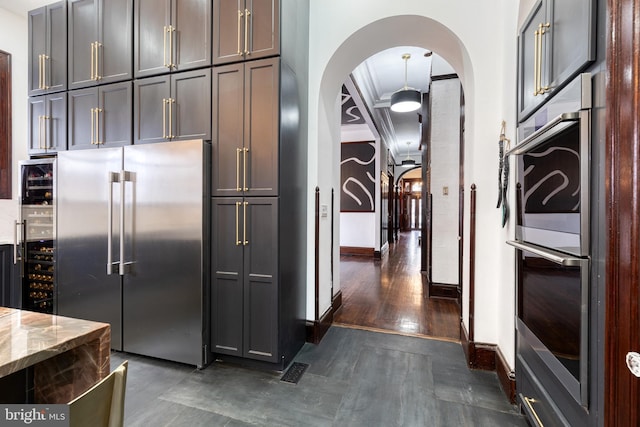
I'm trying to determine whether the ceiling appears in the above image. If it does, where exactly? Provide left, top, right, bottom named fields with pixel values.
left=342, top=46, right=456, bottom=166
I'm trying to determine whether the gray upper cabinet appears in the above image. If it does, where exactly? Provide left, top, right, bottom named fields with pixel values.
left=517, top=0, right=595, bottom=121
left=68, top=81, right=132, bottom=149
left=134, top=0, right=212, bottom=78
left=213, top=0, right=279, bottom=65
left=212, top=58, right=279, bottom=197
left=134, top=68, right=211, bottom=144
left=28, top=92, right=67, bottom=155
left=28, top=1, right=67, bottom=96
left=68, top=0, right=133, bottom=90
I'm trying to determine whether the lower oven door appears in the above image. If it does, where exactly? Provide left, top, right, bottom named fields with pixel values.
left=508, top=240, right=589, bottom=406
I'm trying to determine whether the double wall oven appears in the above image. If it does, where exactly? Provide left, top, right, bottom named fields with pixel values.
left=507, top=73, right=592, bottom=423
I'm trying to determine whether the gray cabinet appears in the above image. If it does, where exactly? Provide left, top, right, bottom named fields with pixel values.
left=134, top=68, right=211, bottom=144
left=211, top=197, right=278, bottom=363
left=68, top=0, right=133, bottom=90
left=134, top=0, right=211, bottom=78
left=517, top=0, right=595, bottom=120
left=28, top=93, right=67, bottom=155
left=28, top=1, right=67, bottom=96
left=212, top=58, right=279, bottom=196
left=213, top=0, right=279, bottom=65
left=68, top=81, right=132, bottom=149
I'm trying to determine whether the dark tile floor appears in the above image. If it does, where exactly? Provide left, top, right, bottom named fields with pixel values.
left=111, top=326, right=525, bottom=426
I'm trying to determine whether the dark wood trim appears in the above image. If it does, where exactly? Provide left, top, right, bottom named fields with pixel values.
left=461, top=321, right=516, bottom=404
left=431, top=73, right=459, bottom=82
left=373, top=242, right=388, bottom=259
left=469, top=184, right=477, bottom=341
left=427, top=281, right=459, bottom=299
left=496, top=346, right=516, bottom=404
left=340, top=246, right=375, bottom=257
left=605, top=0, right=640, bottom=424
left=0, top=50, right=11, bottom=199
left=314, top=187, right=320, bottom=323
left=306, top=291, right=343, bottom=345
left=332, top=290, right=342, bottom=311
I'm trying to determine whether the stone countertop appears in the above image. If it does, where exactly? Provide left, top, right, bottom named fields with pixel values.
left=0, top=307, right=110, bottom=379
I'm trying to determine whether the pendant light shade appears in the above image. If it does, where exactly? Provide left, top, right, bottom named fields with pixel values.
left=390, top=54, right=421, bottom=113
left=401, top=141, right=416, bottom=166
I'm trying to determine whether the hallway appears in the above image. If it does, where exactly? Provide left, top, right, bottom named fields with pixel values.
left=335, top=231, right=461, bottom=341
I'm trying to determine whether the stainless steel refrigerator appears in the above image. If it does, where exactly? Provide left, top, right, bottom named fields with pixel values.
left=57, top=139, right=210, bottom=367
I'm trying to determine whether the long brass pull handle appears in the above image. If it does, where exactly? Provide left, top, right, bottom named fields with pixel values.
left=162, top=98, right=167, bottom=139
left=37, top=115, right=43, bottom=149
left=523, top=397, right=544, bottom=427
left=533, top=29, right=539, bottom=96
left=90, top=108, right=95, bottom=145
left=42, top=55, right=49, bottom=89
left=168, top=98, right=174, bottom=139
left=168, top=25, right=175, bottom=69
left=243, top=201, right=248, bottom=245
left=538, top=23, right=550, bottom=94
left=236, top=148, right=242, bottom=191
left=244, top=9, right=250, bottom=56
left=163, top=26, right=168, bottom=68
left=237, top=10, right=243, bottom=55
left=43, top=116, right=50, bottom=149
left=90, top=42, right=95, bottom=80
left=243, top=148, right=249, bottom=191
left=235, top=201, right=241, bottom=245
left=95, top=108, right=102, bottom=145
left=94, top=42, right=102, bottom=80
left=38, top=54, right=42, bottom=90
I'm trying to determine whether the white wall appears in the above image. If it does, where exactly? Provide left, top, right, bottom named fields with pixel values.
left=0, top=8, right=29, bottom=244
left=430, top=78, right=460, bottom=285
left=308, top=0, right=519, bottom=369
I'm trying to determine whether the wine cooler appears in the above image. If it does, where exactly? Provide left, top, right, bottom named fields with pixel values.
left=15, top=158, right=56, bottom=313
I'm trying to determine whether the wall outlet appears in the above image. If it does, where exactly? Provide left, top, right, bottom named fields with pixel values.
left=443, top=186, right=449, bottom=196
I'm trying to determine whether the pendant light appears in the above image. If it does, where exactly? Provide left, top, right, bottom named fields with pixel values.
left=390, top=54, right=421, bottom=113
left=401, top=141, right=416, bottom=166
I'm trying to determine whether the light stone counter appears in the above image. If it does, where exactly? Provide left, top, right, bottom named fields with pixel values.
left=0, top=307, right=110, bottom=403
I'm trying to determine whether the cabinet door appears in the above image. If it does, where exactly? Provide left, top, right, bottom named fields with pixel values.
left=134, top=0, right=171, bottom=78
left=46, top=92, right=68, bottom=153
left=173, top=0, right=211, bottom=71
left=99, top=0, right=133, bottom=84
left=546, top=0, right=595, bottom=91
left=243, top=198, right=278, bottom=362
left=28, top=96, right=47, bottom=154
left=245, top=0, right=279, bottom=61
left=213, top=0, right=244, bottom=65
left=212, top=63, right=244, bottom=196
left=68, top=87, right=97, bottom=150
left=211, top=198, right=245, bottom=357
left=68, top=0, right=98, bottom=90
left=100, top=82, right=132, bottom=147
left=28, top=7, right=47, bottom=96
left=244, top=58, right=279, bottom=197
left=171, top=68, right=211, bottom=141
left=46, top=1, right=67, bottom=93
left=133, top=75, right=171, bottom=144
left=517, top=0, right=547, bottom=121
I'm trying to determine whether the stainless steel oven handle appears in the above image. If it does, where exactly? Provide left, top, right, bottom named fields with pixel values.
left=507, top=240, right=584, bottom=266
left=506, top=112, right=580, bottom=156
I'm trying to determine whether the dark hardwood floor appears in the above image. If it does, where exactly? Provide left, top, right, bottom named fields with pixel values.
left=334, top=230, right=461, bottom=341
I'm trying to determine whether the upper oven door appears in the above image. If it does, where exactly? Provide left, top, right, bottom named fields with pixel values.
left=510, top=109, right=590, bottom=257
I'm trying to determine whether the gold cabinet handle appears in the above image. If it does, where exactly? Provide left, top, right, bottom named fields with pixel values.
left=42, top=55, right=49, bottom=89
left=162, top=98, right=167, bottom=139
left=168, top=98, right=174, bottom=139
left=163, top=26, right=168, bottom=68
left=90, top=107, right=95, bottom=144
left=523, top=397, right=544, bottom=427
left=533, top=29, right=539, bottom=96
left=244, top=9, right=251, bottom=56
left=94, top=42, right=102, bottom=80
left=90, top=42, right=95, bottom=80
left=243, top=147, right=249, bottom=191
left=243, top=201, right=248, bottom=245
left=538, top=23, right=550, bottom=94
left=236, top=148, right=242, bottom=191
left=38, top=54, right=42, bottom=90
left=95, top=108, right=103, bottom=145
left=237, top=9, right=244, bottom=55
left=166, top=25, right=175, bottom=69
left=235, top=201, right=241, bottom=245
left=38, top=115, right=43, bottom=149
left=44, top=116, right=50, bottom=149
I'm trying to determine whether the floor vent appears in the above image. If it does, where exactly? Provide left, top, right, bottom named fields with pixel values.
left=280, top=362, right=309, bottom=384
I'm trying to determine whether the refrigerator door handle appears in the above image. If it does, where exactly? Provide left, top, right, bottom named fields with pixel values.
left=107, top=172, right=119, bottom=275
left=119, top=170, right=134, bottom=275
left=13, top=220, right=23, bottom=265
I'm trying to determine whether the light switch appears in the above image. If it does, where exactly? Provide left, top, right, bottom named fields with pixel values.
left=321, top=204, right=328, bottom=218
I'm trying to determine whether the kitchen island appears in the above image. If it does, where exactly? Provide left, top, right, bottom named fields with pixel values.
left=0, top=307, right=110, bottom=403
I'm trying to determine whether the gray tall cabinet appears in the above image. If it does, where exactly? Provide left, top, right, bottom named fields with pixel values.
left=25, top=0, right=309, bottom=369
